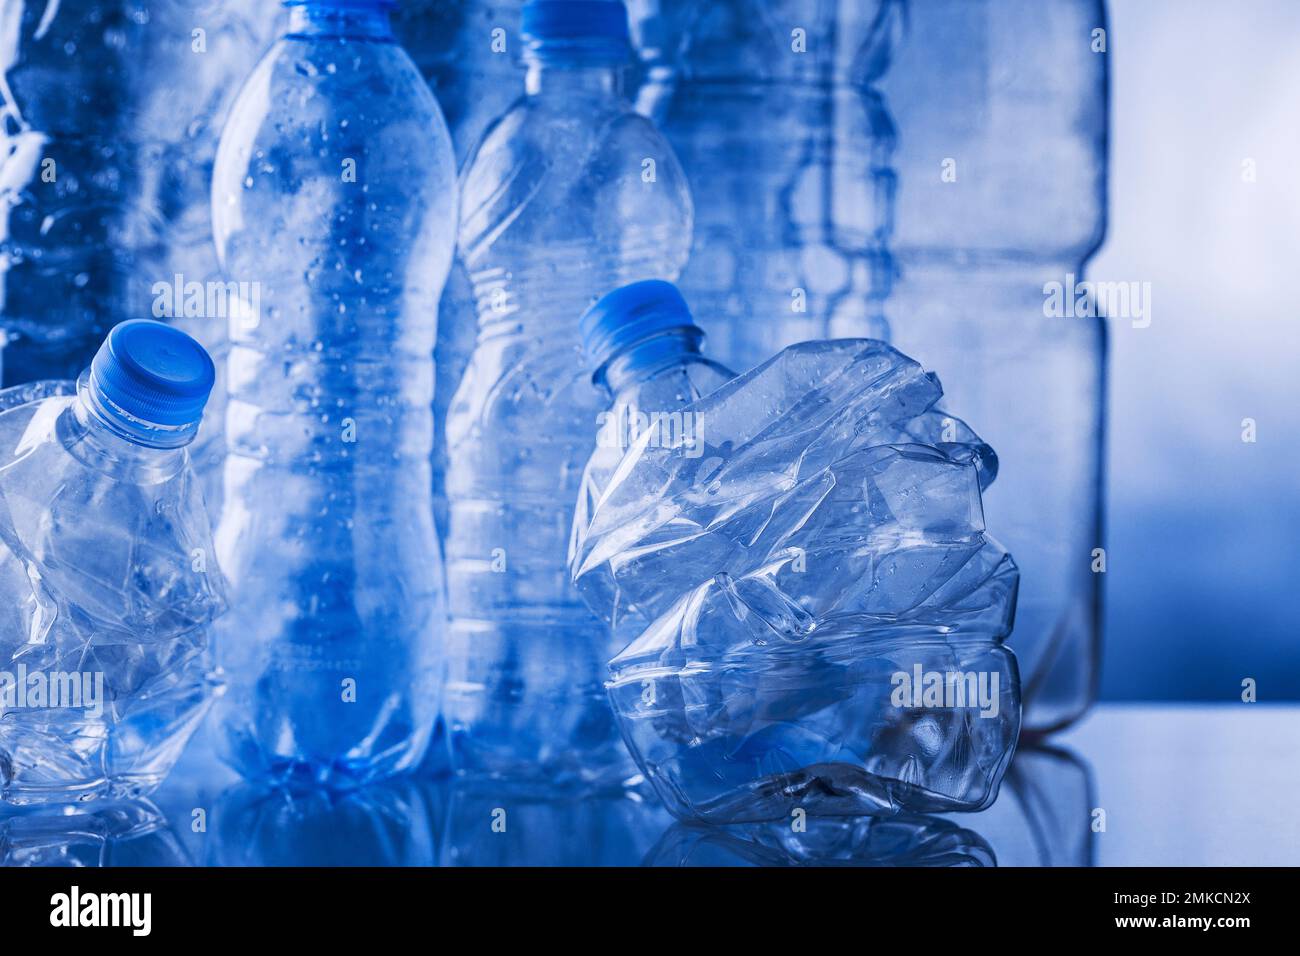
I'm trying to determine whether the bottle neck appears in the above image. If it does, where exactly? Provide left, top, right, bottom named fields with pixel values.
left=63, top=390, right=187, bottom=483
left=285, top=1, right=395, bottom=42
left=598, top=328, right=709, bottom=400
left=525, top=55, right=626, bottom=99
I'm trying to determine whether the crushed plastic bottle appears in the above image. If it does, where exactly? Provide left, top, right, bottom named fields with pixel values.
left=0, top=321, right=225, bottom=805
left=571, top=281, right=1020, bottom=823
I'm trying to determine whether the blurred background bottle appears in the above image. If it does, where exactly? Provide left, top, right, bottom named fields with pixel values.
left=210, top=0, right=456, bottom=786
left=878, top=0, right=1108, bottom=732
left=633, top=0, right=1106, bottom=732
left=630, top=0, right=902, bottom=372
left=443, top=0, right=692, bottom=787
left=391, top=0, right=525, bottom=537
left=394, top=0, right=524, bottom=166
left=0, top=1, right=280, bottom=509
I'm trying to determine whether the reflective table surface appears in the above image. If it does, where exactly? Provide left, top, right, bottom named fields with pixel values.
left=3, top=705, right=1296, bottom=866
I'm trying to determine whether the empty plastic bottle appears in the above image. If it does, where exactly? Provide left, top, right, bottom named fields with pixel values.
left=394, top=1, right=528, bottom=776
left=571, top=281, right=1020, bottom=823
left=443, top=0, right=693, bottom=786
left=210, top=0, right=456, bottom=786
left=631, top=0, right=902, bottom=373
left=878, top=0, right=1107, bottom=732
left=0, top=320, right=224, bottom=804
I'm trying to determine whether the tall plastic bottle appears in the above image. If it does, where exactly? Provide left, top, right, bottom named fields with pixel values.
left=444, top=0, right=693, bottom=786
left=630, top=0, right=902, bottom=373
left=210, top=0, right=456, bottom=786
left=391, top=1, right=525, bottom=774
left=878, top=0, right=1107, bottom=732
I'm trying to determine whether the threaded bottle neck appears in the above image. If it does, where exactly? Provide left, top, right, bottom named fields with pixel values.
left=598, top=328, right=707, bottom=398
left=285, top=0, right=395, bottom=41
left=525, top=58, right=625, bottom=98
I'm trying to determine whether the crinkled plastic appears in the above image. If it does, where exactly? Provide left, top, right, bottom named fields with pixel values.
left=571, top=339, right=1021, bottom=822
left=0, top=382, right=225, bottom=804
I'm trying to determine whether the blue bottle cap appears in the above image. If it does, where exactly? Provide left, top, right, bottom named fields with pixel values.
left=580, top=279, right=701, bottom=373
left=87, top=320, right=215, bottom=439
left=521, top=1, right=630, bottom=45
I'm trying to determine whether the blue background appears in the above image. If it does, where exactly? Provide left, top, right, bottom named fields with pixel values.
left=1094, top=0, right=1300, bottom=700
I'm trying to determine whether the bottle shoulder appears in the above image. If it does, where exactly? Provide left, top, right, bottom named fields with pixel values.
left=457, top=98, right=693, bottom=263
left=0, top=397, right=190, bottom=488
left=611, top=359, right=734, bottom=412
left=213, top=35, right=458, bottom=277
left=216, top=36, right=455, bottom=181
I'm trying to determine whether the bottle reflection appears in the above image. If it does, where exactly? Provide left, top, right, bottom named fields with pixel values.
left=209, top=778, right=437, bottom=867
left=643, top=743, right=1094, bottom=867
left=948, top=743, right=1096, bottom=867
left=3, top=743, right=1093, bottom=866
left=441, top=780, right=673, bottom=866
left=646, top=814, right=996, bottom=867
left=0, top=799, right=189, bottom=867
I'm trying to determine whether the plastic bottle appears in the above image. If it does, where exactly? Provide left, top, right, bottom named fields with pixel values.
left=0, top=320, right=224, bottom=804
left=210, top=0, right=456, bottom=786
left=570, top=281, right=1020, bottom=823
left=631, top=0, right=903, bottom=372
left=443, top=0, right=692, bottom=786
left=878, top=0, right=1107, bottom=732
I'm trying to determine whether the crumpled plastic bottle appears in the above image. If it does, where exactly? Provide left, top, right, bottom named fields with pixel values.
left=0, top=321, right=225, bottom=805
left=570, top=282, right=1020, bottom=823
